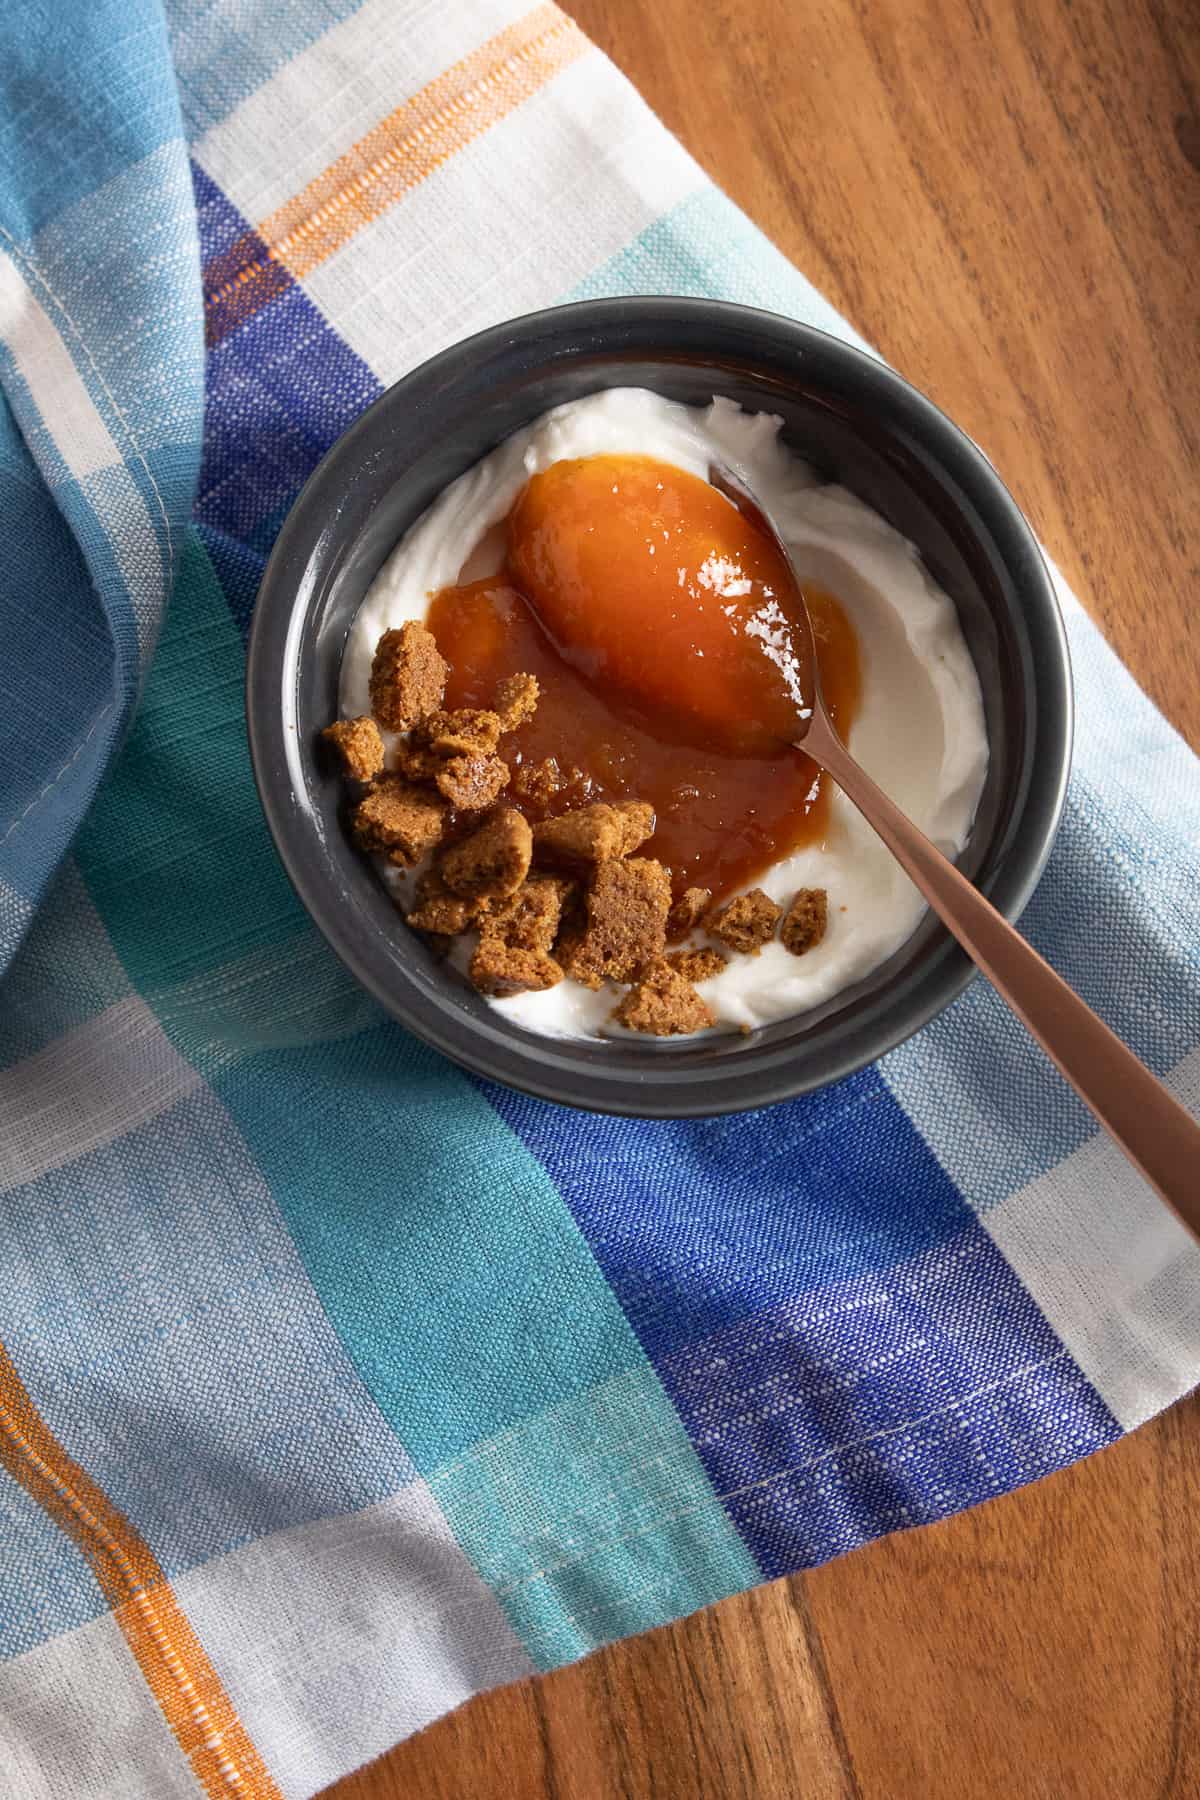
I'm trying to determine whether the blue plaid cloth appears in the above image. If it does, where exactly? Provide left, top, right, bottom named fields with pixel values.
left=1, top=2, right=1197, bottom=1794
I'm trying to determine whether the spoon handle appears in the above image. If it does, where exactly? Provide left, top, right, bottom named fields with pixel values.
left=807, top=719, right=1200, bottom=1233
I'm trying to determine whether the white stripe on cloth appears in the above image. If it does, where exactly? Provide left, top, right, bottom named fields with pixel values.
left=191, top=0, right=531, bottom=225
left=983, top=1047, right=1200, bottom=1430
left=0, top=251, right=166, bottom=654
left=0, top=1609, right=198, bottom=1800
left=175, top=1485, right=533, bottom=1800
left=0, top=251, right=124, bottom=482
left=0, top=916, right=379, bottom=1194
left=0, top=995, right=202, bottom=1192
left=0, top=860, right=131, bottom=1070
left=79, top=465, right=170, bottom=651
left=299, top=51, right=704, bottom=384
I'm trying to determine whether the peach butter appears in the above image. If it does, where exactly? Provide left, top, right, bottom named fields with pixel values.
left=426, top=454, right=860, bottom=902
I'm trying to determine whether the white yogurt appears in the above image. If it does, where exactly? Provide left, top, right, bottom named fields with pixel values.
left=341, top=389, right=989, bottom=1037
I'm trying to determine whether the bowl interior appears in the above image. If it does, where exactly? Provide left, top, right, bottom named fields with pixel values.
left=252, top=303, right=1069, bottom=1115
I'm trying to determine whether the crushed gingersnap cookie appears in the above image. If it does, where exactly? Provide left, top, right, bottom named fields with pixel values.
left=534, top=803, right=624, bottom=866
left=666, top=946, right=728, bottom=983
left=351, top=777, right=447, bottom=866
left=483, top=876, right=569, bottom=956
left=614, top=800, right=655, bottom=854
left=469, top=940, right=563, bottom=997
left=369, top=622, right=448, bottom=731
left=781, top=887, right=829, bottom=957
left=467, top=872, right=569, bottom=996
left=439, top=806, right=532, bottom=900
left=322, top=715, right=384, bottom=783
left=666, top=886, right=712, bottom=944
left=534, top=799, right=655, bottom=868
left=613, top=958, right=716, bottom=1036
left=558, top=857, right=671, bottom=989
left=707, top=887, right=782, bottom=955
left=404, top=867, right=490, bottom=937
left=494, top=672, right=539, bottom=732
left=393, top=740, right=444, bottom=783
left=434, top=754, right=511, bottom=811
left=420, top=708, right=502, bottom=759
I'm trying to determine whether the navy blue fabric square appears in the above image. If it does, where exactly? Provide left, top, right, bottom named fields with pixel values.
left=192, top=162, right=381, bottom=553
left=488, top=1078, right=1120, bottom=1572
left=488, top=1069, right=970, bottom=1356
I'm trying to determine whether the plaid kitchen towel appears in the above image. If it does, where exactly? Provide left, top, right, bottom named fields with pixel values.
left=2, top=1, right=1198, bottom=1794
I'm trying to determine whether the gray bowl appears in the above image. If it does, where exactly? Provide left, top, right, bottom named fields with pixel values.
left=246, top=298, right=1071, bottom=1116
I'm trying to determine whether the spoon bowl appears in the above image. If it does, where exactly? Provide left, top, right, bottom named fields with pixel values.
left=510, top=453, right=815, bottom=756
left=707, top=459, right=819, bottom=742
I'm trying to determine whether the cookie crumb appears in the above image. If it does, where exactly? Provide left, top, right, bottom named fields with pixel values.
left=435, top=754, right=511, bottom=811
left=558, top=857, right=671, bottom=988
left=322, top=716, right=384, bottom=783
left=394, top=740, right=444, bottom=783
left=482, top=876, right=569, bottom=955
left=440, top=806, right=532, bottom=899
left=781, top=887, right=829, bottom=957
left=469, top=876, right=569, bottom=996
left=469, top=940, right=563, bottom=996
left=535, top=800, right=653, bottom=868
left=420, top=708, right=502, bottom=759
left=494, top=672, right=539, bottom=732
left=614, top=800, right=656, bottom=855
left=707, top=887, right=782, bottom=955
left=666, top=946, right=728, bottom=983
left=369, top=623, right=448, bottom=730
left=351, top=777, right=447, bottom=865
left=613, top=958, right=715, bottom=1036
left=405, top=867, right=489, bottom=937
left=666, top=886, right=712, bottom=944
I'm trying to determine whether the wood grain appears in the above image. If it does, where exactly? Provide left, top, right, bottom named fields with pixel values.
left=328, top=0, right=1200, bottom=1794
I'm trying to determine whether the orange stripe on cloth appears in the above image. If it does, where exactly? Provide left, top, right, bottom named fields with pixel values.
left=203, top=2, right=589, bottom=341
left=0, top=1341, right=282, bottom=1800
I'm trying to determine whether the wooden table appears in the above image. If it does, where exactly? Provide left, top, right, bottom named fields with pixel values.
left=329, top=1, right=1200, bottom=1793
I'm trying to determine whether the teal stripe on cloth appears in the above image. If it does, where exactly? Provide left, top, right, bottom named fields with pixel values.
left=149, top=924, right=382, bottom=1076
left=212, top=1022, right=761, bottom=1664
left=213, top=1024, right=649, bottom=1466
left=564, top=187, right=874, bottom=351
left=427, top=1364, right=763, bottom=1669
left=74, top=533, right=310, bottom=988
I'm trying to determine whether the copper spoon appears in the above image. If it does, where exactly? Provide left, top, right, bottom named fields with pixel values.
left=710, top=461, right=1200, bottom=1232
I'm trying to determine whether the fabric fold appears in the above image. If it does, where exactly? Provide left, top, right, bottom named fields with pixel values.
left=0, top=0, right=203, bottom=969
left=1, top=3, right=1197, bottom=1795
